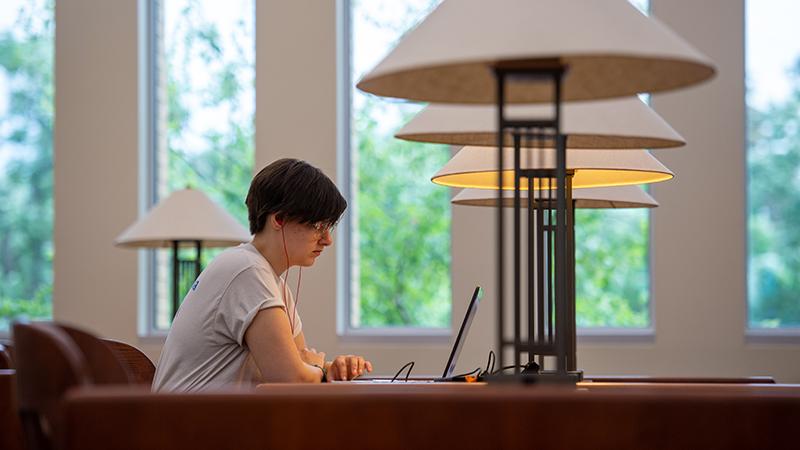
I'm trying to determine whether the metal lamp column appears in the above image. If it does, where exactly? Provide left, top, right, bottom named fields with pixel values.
left=494, top=65, right=577, bottom=379
left=170, top=239, right=203, bottom=318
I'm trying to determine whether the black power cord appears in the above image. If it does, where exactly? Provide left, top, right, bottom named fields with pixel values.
left=391, top=361, right=415, bottom=382
left=479, top=350, right=496, bottom=378
left=490, top=361, right=540, bottom=376
left=390, top=349, right=538, bottom=383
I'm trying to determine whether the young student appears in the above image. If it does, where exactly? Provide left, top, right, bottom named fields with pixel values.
left=153, top=158, right=372, bottom=391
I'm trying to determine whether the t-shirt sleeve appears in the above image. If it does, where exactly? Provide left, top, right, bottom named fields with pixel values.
left=215, top=266, right=287, bottom=346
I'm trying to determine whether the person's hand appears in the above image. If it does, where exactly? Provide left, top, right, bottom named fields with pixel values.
left=299, top=347, right=326, bottom=368
left=325, top=355, right=373, bottom=381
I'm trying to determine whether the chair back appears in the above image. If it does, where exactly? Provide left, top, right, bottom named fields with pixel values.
left=13, top=322, right=91, bottom=450
left=1, top=369, right=25, bottom=450
left=54, top=325, right=132, bottom=384
left=103, top=339, right=156, bottom=385
left=0, top=342, right=14, bottom=369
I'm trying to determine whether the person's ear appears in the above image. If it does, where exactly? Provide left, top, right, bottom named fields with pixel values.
left=270, top=214, right=284, bottom=230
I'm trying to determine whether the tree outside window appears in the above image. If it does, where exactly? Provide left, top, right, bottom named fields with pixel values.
left=349, top=0, right=451, bottom=329
left=151, top=0, right=254, bottom=330
left=0, top=0, right=54, bottom=331
left=348, top=0, right=653, bottom=330
left=747, top=0, right=800, bottom=328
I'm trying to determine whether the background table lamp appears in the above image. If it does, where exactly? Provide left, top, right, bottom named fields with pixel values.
left=115, top=188, right=250, bottom=319
left=358, top=0, right=715, bottom=378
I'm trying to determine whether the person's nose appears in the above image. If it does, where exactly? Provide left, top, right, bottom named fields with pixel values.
left=319, top=230, right=333, bottom=246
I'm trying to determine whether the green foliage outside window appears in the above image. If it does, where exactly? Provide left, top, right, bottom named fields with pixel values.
left=0, top=0, right=54, bottom=331
left=748, top=58, right=800, bottom=328
left=575, top=208, right=650, bottom=327
left=353, top=99, right=451, bottom=327
left=156, top=0, right=253, bottom=328
left=350, top=0, right=451, bottom=328
left=163, top=0, right=253, bottom=223
left=350, top=0, right=652, bottom=329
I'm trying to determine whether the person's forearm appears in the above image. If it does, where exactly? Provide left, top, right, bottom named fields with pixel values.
left=257, top=360, right=322, bottom=383
left=299, top=362, right=324, bottom=383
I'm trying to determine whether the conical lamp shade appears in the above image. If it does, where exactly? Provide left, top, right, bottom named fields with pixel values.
left=115, top=188, right=251, bottom=248
left=432, top=147, right=673, bottom=190
left=452, top=185, right=658, bottom=209
left=397, top=97, right=684, bottom=149
left=357, top=0, right=715, bottom=103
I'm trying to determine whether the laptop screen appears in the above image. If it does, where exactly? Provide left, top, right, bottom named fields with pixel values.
left=441, top=286, right=482, bottom=379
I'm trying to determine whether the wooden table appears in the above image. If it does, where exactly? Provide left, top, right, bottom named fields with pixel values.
left=60, top=382, right=800, bottom=450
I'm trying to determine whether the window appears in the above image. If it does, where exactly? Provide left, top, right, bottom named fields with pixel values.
left=575, top=0, right=651, bottom=329
left=746, top=0, right=800, bottom=329
left=343, top=0, right=652, bottom=333
left=345, top=0, right=451, bottom=331
left=0, top=0, right=54, bottom=332
left=147, top=0, right=254, bottom=331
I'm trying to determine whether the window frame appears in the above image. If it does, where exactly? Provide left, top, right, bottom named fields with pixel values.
left=743, top=0, right=800, bottom=337
left=574, top=205, right=655, bottom=333
left=139, top=0, right=166, bottom=338
left=0, top=0, right=56, bottom=337
left=336, top=0, right=451, bottom=340
left=140, top=0, right=258, bottom=337
left=574, top=1, right=655, bottom=336
left=336, top=0, right=655, bottom=340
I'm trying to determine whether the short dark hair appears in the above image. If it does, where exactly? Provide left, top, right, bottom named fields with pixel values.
left=245, top=158, right=347, bottom=235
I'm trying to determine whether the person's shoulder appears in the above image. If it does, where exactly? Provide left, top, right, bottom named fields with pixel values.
left=213, top=244, right=274, bottom=277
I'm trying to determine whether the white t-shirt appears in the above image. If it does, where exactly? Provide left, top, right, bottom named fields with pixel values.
left=152, top=243, right=302, bottom=392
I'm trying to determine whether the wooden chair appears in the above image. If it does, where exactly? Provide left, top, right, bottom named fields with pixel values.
left=103, top=339, right=156, bottom=385
left=0, top=342, right=14, bottom=369
left=13, top=322, right=91, bottom=450
left=53, top=324, right=132, bottom=385
left=0, top=369, right=25, bottom=450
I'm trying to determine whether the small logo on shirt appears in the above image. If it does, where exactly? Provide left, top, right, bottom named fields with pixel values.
left=192, top=279, right=200, bottom=291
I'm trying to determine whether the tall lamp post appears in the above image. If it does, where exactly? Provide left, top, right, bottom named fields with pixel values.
left=433, top=147, right=671, bottom=375
left=451, top=185, right=659, bottom=372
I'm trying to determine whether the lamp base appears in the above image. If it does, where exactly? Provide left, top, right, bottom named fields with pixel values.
left=486, top=370, right=583, bottom=385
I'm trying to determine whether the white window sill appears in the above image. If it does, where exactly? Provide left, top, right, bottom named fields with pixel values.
left=577, top=327, right=655, bottom=344
left=339, top=327, right=451, bottom=344
left=746, top=328, right=800, bottom=344
left=137, top=332, right=168, bottom=344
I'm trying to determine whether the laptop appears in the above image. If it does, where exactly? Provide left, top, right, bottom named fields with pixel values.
left=348, top=286, right=483, bottom=383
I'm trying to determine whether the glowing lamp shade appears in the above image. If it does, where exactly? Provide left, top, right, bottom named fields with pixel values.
left=357, top=0, right=715, bottom=103
left=432, top=147, right=673, bottom=190
left=115, top=188, right=250, bottom=249
left=452, top=185, right=658, bottom=209
left=396, top=97, right=685, bottom=149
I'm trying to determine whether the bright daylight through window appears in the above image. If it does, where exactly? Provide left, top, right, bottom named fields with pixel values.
left=574, top=0, right=652, bottom=329
left=0, top=0, right=53, bottom=332
left=746, top=0, right=800, bottom=329
left=348, top=0, right=452, bottom=330
left=348, top=0, right=653, bottom=331
left=150, top=0, right=254, bottom=331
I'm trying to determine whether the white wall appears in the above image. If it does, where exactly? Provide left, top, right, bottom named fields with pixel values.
left=52, top=0, right=800, bottom=382
left=53, top=0, right=142, bottom=348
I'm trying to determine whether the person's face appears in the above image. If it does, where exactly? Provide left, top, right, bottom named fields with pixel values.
left=281, top=220, right=334, bottom=267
